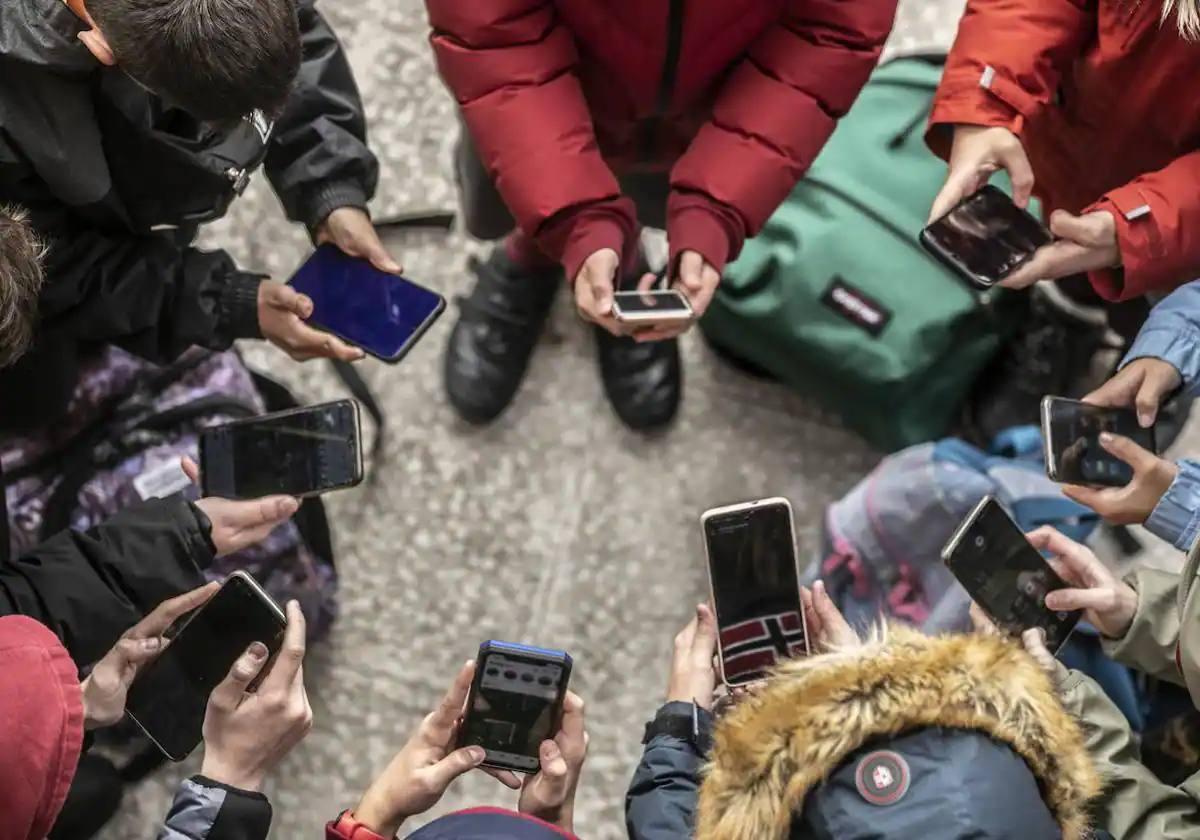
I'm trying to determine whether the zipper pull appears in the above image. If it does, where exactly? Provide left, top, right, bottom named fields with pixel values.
left=224, top=166, right=250, bottom=195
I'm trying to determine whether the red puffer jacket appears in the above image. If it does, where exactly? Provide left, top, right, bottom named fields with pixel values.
left=929, top=0, right=1200, bottom=302
left=427, top=0, right=898, bottom=280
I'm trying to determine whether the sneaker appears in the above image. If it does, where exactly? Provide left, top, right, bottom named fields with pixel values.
left=595, top=327, right=682, bottom=430
left=443, top=247, right=561, bottom=424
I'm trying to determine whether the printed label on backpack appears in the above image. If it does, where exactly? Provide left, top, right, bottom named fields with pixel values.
left=133, top=459, right=192, bottom=501
left=820, top=277, right=892, bottom=337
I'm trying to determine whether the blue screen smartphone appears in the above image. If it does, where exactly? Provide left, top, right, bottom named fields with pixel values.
left=287, top=244, right=446, bottom=363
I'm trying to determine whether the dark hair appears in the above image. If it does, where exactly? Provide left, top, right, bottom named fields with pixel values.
left=87, top=0, right=302, bottom=122
left=0, top=206, right=46, bottom=369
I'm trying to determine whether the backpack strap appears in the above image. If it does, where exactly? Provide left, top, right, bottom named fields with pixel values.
left=990, top=425, right=1044, bottom=460
left=1009, top=497, right=1098, bottom=543
left=328, top=359, right=385, bottom=471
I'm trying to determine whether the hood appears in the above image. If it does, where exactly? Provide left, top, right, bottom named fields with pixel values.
left=696, top=625, right=1102, bottom=840
left=0, top=616, right=84, bottom=840
left=406, top=808, right=577, bottom=839
left=0, top=0, right=95, bottom=74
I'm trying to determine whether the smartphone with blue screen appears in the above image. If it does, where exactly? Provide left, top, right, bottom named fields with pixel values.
left=288, top=244, right=445, bottom=363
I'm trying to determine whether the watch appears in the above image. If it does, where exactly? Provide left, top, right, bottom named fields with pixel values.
left=641, top=701, right=714, bottom=754
left=331, top=810, right=392, bottom=840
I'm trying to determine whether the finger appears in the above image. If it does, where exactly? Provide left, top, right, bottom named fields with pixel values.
left=266, top=283, right=313, bottom=319
left=1136, top=375, right=1170, bottom=428
left=1043, top=587, right=1111, bottom=613
left=1021, top=627, right=1055, bottom=668
left=1084, top=366, right=1141, bottom=409
left=574, top=271, right=620, bottom=336
left=586, top=258, right=617, bottom=315
left=969, top=601, right=999, bottom=635
left=430, top=660, right=477, bottom=731
left=480, top=766, right=523, bottom=790
left=1098, top=432, right=1157, bottom=473
left=424, top=745, right=487, bottom=793
left=677, top=251, right=704, bottom=293
left=1060, top=483, right=1110, bottom=515
left=285, top=320, right=364, bottom=361
left=691, top=603, right=718, bottom=662
left=208, top=641, right=270, bottom=712
left=557, top=691, right=586, bottom=748
left=1000, top=241, right=1094, bottom=289
left=360, top=233, right=403, bottom=275
left=812, top=580, right=849, bottom=640
left=129, top=581, right=220, bottom=639
left=1049, top=210, right=1110, bottom=248
left=928, top=168, right=980, bottom=224
left=1024, top=526, right=1101, bottom=581
left=674, top=613, right=699, bottom=659
left=800, top=586, right=824, bottom=640
left=1000, top=145, right=1035, bottom=208
left=109, top=635, right=165, bottom=669
left=537, top=739, right=569, bottom=782
left=227, top=495, right=301, bottom=534
left=636, top=271, right=659, bottom=292
left=180, top=455, right=200, bottom=485
left=261, top=600, right=306, bottom=693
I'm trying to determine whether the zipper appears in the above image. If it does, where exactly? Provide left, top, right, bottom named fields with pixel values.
left=655, top=0, right=685, bottom=116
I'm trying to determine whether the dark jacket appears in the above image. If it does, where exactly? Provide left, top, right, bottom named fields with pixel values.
left=0, top=0, right=377, bottom=431
left=627, top=627, right=1103, bottom=840
left=158, top=776, right=273, bottom=840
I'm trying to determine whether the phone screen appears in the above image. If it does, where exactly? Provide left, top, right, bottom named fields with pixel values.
left=460, top=650, right=568, bottom=772
left=944, top=498, right=1079, bottom=653
left=1046, top=398, right=1156, bottom=487
left=612, top=290, right=692, bottom=317
left=200, top=400, right=361, bottom=499
left=705, top=502, right=807, bottom=685
left=922, top=186, right=1052, bottom=287
left=126, top=574, right=286, bottom=760
left=288, top=244, right=444, bottom=361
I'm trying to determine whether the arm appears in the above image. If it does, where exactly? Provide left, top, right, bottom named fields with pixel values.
left=1121, top=280, right=1200, bottom=396
left=1145, top=460, right=1200, bottom=551
left=426, top=0, right=636, bottom=281
left=668, top=0, right=897, bottom=272
left=156, top=776, right=272, bottom=840
left=264, top=0, right=379, bottom=231
left=625, top=702, right=711, bottom=840
left=1102, top=567, right=1185, bottom=686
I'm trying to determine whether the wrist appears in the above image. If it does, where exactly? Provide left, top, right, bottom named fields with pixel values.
left=351, top=789, right=405, bottom=839
left=1112, top=584, right=1139, bottom=639
left=199, top=754, right=265, bottom=793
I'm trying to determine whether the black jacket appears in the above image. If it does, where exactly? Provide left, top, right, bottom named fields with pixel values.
left=0, top=0, right=378, bottom=431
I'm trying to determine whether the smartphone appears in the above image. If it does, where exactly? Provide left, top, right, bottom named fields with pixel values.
left=457, top=641, right=572, bottom=774
left=1042, top=396, right=1157, bottom=487
left=701, top=497, right=808, bottom=686
left=126, top=572, right=287, bottom=761
left=611, top=289, right=694, bottom=325
left=288, top=244, right=445, bottom=363
left=941, top=496, right=1080, bottom=654
left=920, top=185, right=1052, bottom=289
left=199, top=399, right=363, bottom=499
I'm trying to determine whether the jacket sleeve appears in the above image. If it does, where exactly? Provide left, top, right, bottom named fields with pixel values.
left=1121, top=280, right=1200, bottom=398
left=264, top=0, right=379, bottom=231
left=1145, top=460, right=1200, bottom=552
left=625, top=702, right=712, bottom=840
left=0, top=495, right=214, bottom=667
left=157, top=776, right=272, bottom=840
left=1102, top=567, right=1185, bottom=687
left=667, top=0, right=897, bottom=274
left=1059, top=669, right=1200, bottom=838
left=426, top=0, right=637, bottom=282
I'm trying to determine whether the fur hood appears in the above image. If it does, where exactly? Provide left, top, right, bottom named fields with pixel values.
left=696, top=626, right=1103, bottom=840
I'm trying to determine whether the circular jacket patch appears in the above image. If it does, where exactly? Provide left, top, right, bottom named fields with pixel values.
left=854, top=750, right=911, bottom=806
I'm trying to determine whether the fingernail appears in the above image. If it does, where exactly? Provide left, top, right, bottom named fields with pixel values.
left=248, top=641, right=269, bottom=660
left=467, top=746, right=486, bottom=763
left=1138, top=412, right=1154, bottom=428
left=1099, top=431, right=1114, bottom=444
left=814, top=580, right=825, bottom=594
left=141, top=637, right=162, bottom=652
left=281, top=497, right=300, bottom=515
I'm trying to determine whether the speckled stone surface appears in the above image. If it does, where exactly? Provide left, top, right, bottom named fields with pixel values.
left=99, top=2, right=1188, bottom=837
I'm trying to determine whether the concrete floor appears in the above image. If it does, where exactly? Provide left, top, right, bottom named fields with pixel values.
left=97, top=1, right=1133, bottom=837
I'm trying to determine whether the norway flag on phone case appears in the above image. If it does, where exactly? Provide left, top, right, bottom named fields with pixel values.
left=720, top=610, right=807, bottom=683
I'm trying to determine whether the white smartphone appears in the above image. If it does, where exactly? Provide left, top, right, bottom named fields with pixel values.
left=611, top=289, right=694, bottom=325
left=701, top=497, right=809, bottom=686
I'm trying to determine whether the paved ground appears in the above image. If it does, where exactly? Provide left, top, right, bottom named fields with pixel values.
left=101, top=2, right=1188, bottom=837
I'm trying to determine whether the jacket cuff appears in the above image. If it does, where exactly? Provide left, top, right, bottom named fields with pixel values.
left=927, top=73, right=1025, bottom=161
left=187, top=501, right=220, bottom=558
left=1146, top=460, right=1200, bottom=551
left=1084, top=189, right=1167, bottom=302
left=217, top=272, right=265, bottom=343
left=301, top=182, right=370, bottom=233
left=666, top=195, right=738, bottom=276
left=557, top=217, right=630, bottom=286
left=1102, top=567, right=1184, bottom=681
left=170, top=775, right=272, bottom=840
left=1122, top=324, right=1200, bottom=389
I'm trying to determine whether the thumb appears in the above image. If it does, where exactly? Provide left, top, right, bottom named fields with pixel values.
left=1048, top=210, right=1099, bottom=245
left=424, top=745, right=486, bottom=791
left=228, top=496, right=301, bottom=531
left=587, top=257, right=617, bottom=313
left=691, top=603, right=718, bottom=659
left=1098, top=432, right=1155, bottom=472
left=361, top=234, right=403, bottom=275
left=180, top=455, right=201, bottom=485
left=267, top=284, right=313, bottom=319
left=208, top=642, right=270, bottom=713
left=1136, top=372, right=1175, bottom=428
left=536, top=739, right=569, bottom=787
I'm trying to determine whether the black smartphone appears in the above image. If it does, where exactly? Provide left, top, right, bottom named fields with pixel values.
left=457, top=641, right=572, bottom=774
left=941, top=496, right=1080, bottom=654
left=288, top=244, right=446, bottom=363
left=199, top=399, right=363, bottom=499
left=920, top=185, right=1052, bottom=289
left=1042, top=396, right=1157, bottom=487
left=701, top=497, right=808, bottom=686
left=126, top=572, right=287, bottom=761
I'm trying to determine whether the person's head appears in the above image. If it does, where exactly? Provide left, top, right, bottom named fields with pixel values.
left=69, top=0, right=301, bottom=122
left=0, top=206, right=45, bottom=369
left=1165, top=0, right=1200, bottom=39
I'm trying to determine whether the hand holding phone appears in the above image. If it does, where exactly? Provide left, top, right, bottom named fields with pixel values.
left=665, top=604, right=719, bottom=709
left=611, top=289, right=695, bottom=328
left=1042, top=397, right=1157, bottom=488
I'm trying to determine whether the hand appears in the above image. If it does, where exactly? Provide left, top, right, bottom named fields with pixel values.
left=1026, top=526, right=1138, bottom=639
left=257, top=281, right=364, bottom=362
left=315, top=207, right=403, bottom=275
left=81, top=583, right=220, bottom=729
left=929, top=125, right=1034, bottom=223
left=573, top=249, right=622, bottom=336
left=200, top=600, right=313, bottom=791
left=1000, top=209, right=1120, bottom=289
left=352, top=661, right=494, bottom=836
left=183, top=457, right=300, bottom=557
left=518, top=691, right=588, bottom=832
left=1019, top=627, right=1061, bottom=679
left=624, top=251, right=721, bottom=344
left=968, top=600, right=1000, bottom=636
left=800, top=580, right=858, bottom=652
left=666, top=604, right=719, bottom=710
left=1086, top=358, right=1183, bottom=428
left=1060, top=433, right=1178, bottom=524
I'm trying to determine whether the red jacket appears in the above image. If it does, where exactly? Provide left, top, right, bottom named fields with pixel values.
left=428, top=0, right=897, bottom=280
left=929, top=0, right=1200, bottom=302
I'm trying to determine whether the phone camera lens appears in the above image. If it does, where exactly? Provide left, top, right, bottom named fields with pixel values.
left=974, top=536, right=986, bottom=549
left=537, top=676, right=552, bottom=686
left=503, top=670, right=517, bottom=680
left=485, top=667, right=499, bottom=677
left=520, top=673, right=534, bottom=683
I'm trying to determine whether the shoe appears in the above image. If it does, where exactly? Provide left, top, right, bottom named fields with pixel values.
left=444, top=247, right=561, bottom=424
left=595, top=326, right=682, bottom=430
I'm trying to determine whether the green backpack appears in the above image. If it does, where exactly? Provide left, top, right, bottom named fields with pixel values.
left=701, top=56, right=1020, bottom=451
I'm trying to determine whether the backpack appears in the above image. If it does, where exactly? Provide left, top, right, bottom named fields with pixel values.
left=701, top=56, right=1021, bottom=451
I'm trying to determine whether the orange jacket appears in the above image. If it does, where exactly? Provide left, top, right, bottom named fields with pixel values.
left=928, top=0, right=1200, bottom=302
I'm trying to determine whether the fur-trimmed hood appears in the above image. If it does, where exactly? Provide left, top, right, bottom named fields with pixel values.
left=696, top=626, right=1103, bottom=840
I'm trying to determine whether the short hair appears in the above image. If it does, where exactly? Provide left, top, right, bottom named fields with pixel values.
left=87, top=0, right=302, bottom=122
left=0, top=206, right=45, bottom=369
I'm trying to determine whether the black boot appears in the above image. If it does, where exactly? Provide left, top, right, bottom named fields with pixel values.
left=595, top=327, right=682, bottom=430
left=443, top=247, right=561, bottom=424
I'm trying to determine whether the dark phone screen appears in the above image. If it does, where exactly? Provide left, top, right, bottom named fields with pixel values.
left=460, top=652, right=566, bottom=771
left=288, top=244, right=444, bottom=360
left=613, top=290, right=691, bottom=315
left=923, top=187, right=1052, bottom=286
left=201, top=401, right=360, bottom=499
left=1048, top=399, right=1156, bottom=487
left=946, top=499, right=1079, bottom=653
left=126, top=575, right=286, bottom=760
left=705, top=503, right=806, bottom=685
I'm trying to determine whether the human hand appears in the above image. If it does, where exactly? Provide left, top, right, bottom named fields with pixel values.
left=970, top=603, right=1061, bottom=679
left=800, top=580, right=858, bottom=652
left=315, top=207, right=403, bottom=275
left=573, top=249, right=622, bottom=336
left=929, top=125, right=1034, bottom=223
left=199, top=600, right=313, bottom=791
left=257, top=281, right=364, bottom=362
left=666, top=604, right=719, bottom=710
left=1000, top=209, right=1120, bottom=289
left=1060, top=434, right=1178, bottom=524
left=183, top=457, right=300, bottom=557
left=81, top=582, right=220, bottom=729
left=1025, top=526, right=1138, bottom=639
left=518, top=691, right=588, bottom=832
left=1086, top=358, right=1183, bottom=428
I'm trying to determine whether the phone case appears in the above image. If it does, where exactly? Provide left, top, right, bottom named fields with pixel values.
left=611, top=291, right=695, bottom=324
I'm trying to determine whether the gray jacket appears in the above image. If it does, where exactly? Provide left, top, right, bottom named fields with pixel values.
left=159, top=776, right=272, bottom=840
